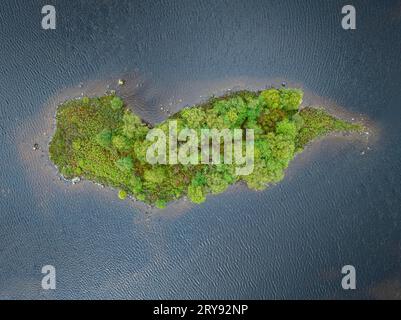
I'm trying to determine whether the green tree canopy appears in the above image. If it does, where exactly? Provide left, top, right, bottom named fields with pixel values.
left=111, top=96, right=123, bottom=110
left=118, top=189, right=128, bottom=200
left=187, top=185, right=206, bottom=204
left=279, top=88, right=303, bottom=111
left=116, top=156, right=133, bottom=172
left=143, top=167, right=166, bottom=185
left=112, top=134, right=132, bottom=151
left=95, top=129, right=112, bottom=148
left=261, top=89, right=281, bottom=109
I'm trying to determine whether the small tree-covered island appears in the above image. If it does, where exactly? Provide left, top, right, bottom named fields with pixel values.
left=49, top=87, right=362, bottom=209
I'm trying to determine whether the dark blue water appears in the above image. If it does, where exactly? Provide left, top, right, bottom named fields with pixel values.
left=1, top=0, right=401, bottom=299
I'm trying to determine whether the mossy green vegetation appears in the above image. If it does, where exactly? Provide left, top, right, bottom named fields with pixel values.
left=49, top=88, right=362, bottom=207
left=118, top=189, right=127, bottom=200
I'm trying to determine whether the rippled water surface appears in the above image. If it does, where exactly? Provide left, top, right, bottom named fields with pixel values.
left=0, top=0, right=401, bottom=299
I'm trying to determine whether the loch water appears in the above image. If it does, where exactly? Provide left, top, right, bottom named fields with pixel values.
left=0, top=0, right=401, bottom=299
